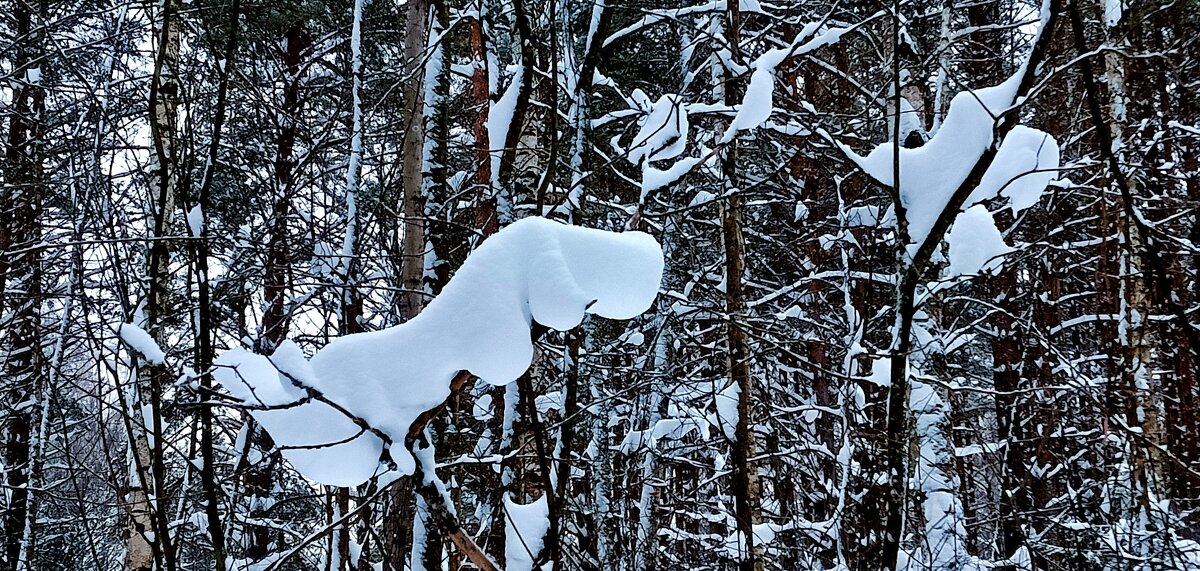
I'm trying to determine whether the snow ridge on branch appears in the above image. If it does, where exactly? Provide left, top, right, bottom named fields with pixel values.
left=214, top=217, right=664, bottom=485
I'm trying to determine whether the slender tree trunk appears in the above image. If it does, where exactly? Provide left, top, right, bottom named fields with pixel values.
left=398, top=0, right=429, bottom=320
left=499, top=0, right=535, bottom=192
left=470, top=2, right=496, bottom=236
left=341, top=0, right=365, bottom=333
left=1166, top=47, right=1200, bottom=527
left=721, top=4, right=762, bottom=570
left=126, top=2, right=184, bottom=569
left=192, top=1, right=240, bottom=568
left=260, top=23, right=307, bottom=354
left=1, top=2, right=44, bottom=568
left=1028, top=257, right=1063, bottom=566
left=882, top=2, right=914, bottom=565
left=959, top=3, right=1030, bottom=563
left=992, top=272, right=1027, bottom=558
left=243, top=18, right=309, bottom=565
left=384, top=1, right=432, bottom=567
left=342, top=2, right=370, bottom=567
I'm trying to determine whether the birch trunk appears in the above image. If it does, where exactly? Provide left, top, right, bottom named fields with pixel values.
left=126, top=2, right=183, bottom=569
left=1106, top=31, right=1165, bottom=515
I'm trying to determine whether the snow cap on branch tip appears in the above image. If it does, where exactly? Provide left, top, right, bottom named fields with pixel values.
left=844, top=69, right=1058, bottom=255
left=212, top=217, right=664, bottom=485
left=505, top=494, right=551, bottom=571
left=119, top=322, right=166, bottom=365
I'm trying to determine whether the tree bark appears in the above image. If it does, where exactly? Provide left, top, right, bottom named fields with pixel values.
left=397, top=0, right=429, bottom=321
left=385, top=1, right=432, bottom=567
left=260, top=22, right=308, bottom=354
left=126, top=2, right=184, bottom=569
left=721, top=3, right=762, bottom=570
left=1, top=1, right=45, bottom=568
left=470, top=3, right=496, bottom=237
left=192, top=2, right=240, bottom=570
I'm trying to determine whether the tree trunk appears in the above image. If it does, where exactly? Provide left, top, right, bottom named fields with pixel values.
left=470, top=4, right=496, bottom=237
left=242, top=21, right=310, bottom=566
left=990, top=266, right=1028, bottom=564
left=397, top=0, right=429, bottom=320
left=499, top=0, right=535, bottom=198
left=721, top=4, right=761, bottom=570
left=1, top=1, right=45, bottom=568
left=260, top=22, right=307, bottom=354
left=385, top=0, right=432, bottom=567
left=1165, top=39, right=1200, bottom=526
left=192, top=2, right=240, bottom=569
left=126, top=2, right=184, bottom=569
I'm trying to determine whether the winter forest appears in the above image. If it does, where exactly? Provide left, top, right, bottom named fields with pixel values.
left=2, top=0, right=1200, bottom=569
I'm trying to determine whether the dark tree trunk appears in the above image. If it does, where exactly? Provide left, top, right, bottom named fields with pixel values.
left=1, top=2, right=44, bottom=567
